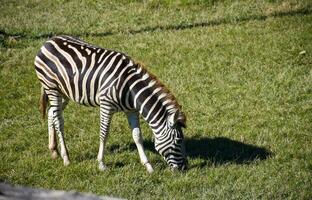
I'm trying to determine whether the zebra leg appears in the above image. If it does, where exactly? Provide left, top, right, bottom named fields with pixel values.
left=48, top=108, right=58, bottom=159
left=48, top=93, right=70, bottom=166
left=47, top=98, right=68, bottom=159
left=127, top=112, right=154, bottom=173
left=97, top=104, right=113, bottom=171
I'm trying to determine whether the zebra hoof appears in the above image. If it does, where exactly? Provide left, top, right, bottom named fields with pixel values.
left=63, top=156, right=70, bottom=166
left=98, top=162, right=107, bottom=171
left=51, top=150, right=58, bottom=159
left=145, top=163, right=154, bottom=174
left=64, top=161, right=70, bottom=166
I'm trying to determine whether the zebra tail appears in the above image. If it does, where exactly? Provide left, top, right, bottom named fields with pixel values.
left=39, top=87, right=48, bottom=119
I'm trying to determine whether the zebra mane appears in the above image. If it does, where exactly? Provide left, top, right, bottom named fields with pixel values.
left=134, top=60, right=187, bottom=127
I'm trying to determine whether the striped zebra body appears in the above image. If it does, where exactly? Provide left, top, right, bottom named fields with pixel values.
left=35, top=36, right=187, bottom=172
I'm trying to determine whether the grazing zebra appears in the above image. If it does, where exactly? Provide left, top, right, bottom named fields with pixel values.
left=34, top=35, right=187, bottom=172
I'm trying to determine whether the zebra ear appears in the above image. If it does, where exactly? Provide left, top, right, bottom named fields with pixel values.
left=168, top=111, right=186, bottom=128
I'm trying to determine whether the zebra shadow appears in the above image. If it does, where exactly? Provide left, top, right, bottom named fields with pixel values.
left=106, top=136, right=272, bottom=168
left=183, top=136, right=272, bottom=167
left=138, top=136, right=272, bottom=167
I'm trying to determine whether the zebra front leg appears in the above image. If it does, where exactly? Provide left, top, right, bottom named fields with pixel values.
left=127, top=112, right=154, bottom=173
left=97, top=105, right=113, bottom=171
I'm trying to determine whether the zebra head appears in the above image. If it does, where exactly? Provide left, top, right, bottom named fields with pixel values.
left=154, top=110, right=187, bottom=171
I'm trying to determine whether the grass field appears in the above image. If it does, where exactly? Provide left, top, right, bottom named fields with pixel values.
left=1, top=0, right=312, bottom=199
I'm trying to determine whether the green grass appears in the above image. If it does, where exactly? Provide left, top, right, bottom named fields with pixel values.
left=1, top=0, right=312, bottom=199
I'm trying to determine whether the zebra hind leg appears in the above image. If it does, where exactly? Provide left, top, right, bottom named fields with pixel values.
left=47, top=92, right=70, bottom=166
left=127, top=112, right=154, bottom=173
left=48, top=108, right=58, bottom=159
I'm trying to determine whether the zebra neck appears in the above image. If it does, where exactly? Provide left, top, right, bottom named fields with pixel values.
left=138, top=105, right=172, bottom=136
left=127, top=63, right=179, bottom=135
left=134, top=89, right=177, bottom=136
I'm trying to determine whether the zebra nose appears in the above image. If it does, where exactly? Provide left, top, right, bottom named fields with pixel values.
left=170, top=165, right=179, bottom=172
left=170, top=163, right=187, bottom=171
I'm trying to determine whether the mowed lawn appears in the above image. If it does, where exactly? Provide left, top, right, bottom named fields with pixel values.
left=0, top=0, right=311, bottom=199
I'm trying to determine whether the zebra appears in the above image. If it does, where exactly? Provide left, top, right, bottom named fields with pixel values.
left=34, top=35, right=187, bottom=173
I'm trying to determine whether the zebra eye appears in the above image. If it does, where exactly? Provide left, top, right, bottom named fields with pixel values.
left=175, top=133, right=183, bottom=144
left=175, top=131, right=184, bottom=140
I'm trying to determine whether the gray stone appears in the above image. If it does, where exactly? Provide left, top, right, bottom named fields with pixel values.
left=0, top=183, right=125, bottom=200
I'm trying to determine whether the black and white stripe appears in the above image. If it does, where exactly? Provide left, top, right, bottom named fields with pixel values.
left=34, top=35, right=187, bottom=171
